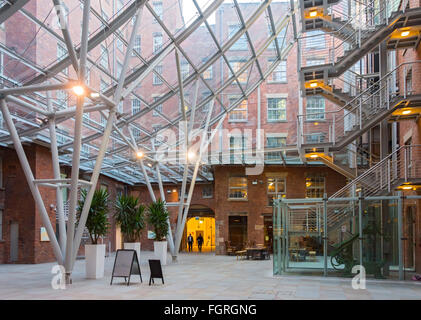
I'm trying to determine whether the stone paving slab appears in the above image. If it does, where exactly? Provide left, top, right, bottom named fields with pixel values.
left=0, top=251, right=421, bottom=300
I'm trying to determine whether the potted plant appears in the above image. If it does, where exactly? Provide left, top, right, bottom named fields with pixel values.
left=114, top=194, right=145, bottom=261
left=77, top=188, right=110, bottom=279
left=147, top=199, right=169, bottom=265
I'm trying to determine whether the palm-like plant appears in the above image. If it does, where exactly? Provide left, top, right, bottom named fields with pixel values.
left=77, top=188, right=110, bottom=245
left=114, top=195, right=145, bottom=242
left=147, top=199, right=169, bottom=241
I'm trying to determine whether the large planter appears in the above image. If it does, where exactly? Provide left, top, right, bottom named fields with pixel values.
left=124, top=242, right=141, bottom=262
left=154, top=241, right=167, bottom=266
left=85, top=244, right=106, bottom=279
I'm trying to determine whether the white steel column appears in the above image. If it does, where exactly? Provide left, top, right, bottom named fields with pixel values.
left=65, top=0, right=91, bottom=279
left=47, top=92, right=66, bottom=253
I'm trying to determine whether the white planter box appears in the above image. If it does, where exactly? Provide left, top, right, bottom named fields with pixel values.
left=154, top=241, right=167, bottom=266
left=85, top=244, right=106, bottom=279
left=124, top=242, right=141, bottom=262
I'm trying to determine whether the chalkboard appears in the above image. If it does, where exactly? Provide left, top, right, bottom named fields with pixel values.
left=110, top=249, right=142, bottom=286
left=148, top=259, right=164, bottom=285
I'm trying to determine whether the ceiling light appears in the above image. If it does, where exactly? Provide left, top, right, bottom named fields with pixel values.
left=401, top=30, right=410, bottom=37
left=310, top=82, right=318, bottom=88
left=310, top=154, right=318, bottom=158
left=136, top=151, right=144, bottom=158
left=72, top=85, right=85, bottom=96
left=148, top=163, right=152, bottom=167
left=309, top=10, right=317, bottom=17
left=187, top=150, right=196, bottom=161
left=90, top=92, right=100, bottom=98
left=172, top=189, right=177, bottom=193
left=402, top=110, right=411, bottom=115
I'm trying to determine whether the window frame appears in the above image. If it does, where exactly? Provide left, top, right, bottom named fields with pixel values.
left=267, top=97, right=287, bottom=122
left=228, top=176, right=248, bottom=200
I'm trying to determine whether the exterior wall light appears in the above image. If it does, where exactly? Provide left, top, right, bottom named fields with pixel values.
left=402, top=110, right=411, bottom=115
left=401, top=31, right=410, bottom=37
left=136, top=151, right=144, bottom=158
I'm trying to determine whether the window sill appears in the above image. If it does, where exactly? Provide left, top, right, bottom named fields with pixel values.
left=228, top=120, right=248, bottom=123
left=228, top=198, right=248, bottom=201
left=305, top=120, right=326, bottom=122
left=268, top=81, right=287, bottom=84
left=267, top=120, right=287, bottom=123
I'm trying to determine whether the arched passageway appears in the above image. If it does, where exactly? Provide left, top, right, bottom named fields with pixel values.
left=181, top=205, right=215, bottom=253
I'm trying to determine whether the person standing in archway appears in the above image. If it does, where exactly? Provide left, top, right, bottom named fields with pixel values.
left=197, top=234, right=204, bottom=252
left=187, top=233, right=194, bottom=252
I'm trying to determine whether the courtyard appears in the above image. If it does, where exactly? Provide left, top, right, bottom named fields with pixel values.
left=1, top=252, right=421, bottom=300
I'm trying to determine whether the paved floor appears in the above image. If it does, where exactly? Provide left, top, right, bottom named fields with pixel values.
left=1, top=252, right=421, bottom=300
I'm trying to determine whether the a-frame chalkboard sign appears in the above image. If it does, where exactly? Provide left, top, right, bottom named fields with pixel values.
left=110, top=249, right=142, bottom=286
left=148, top=259, right=164, bottom=285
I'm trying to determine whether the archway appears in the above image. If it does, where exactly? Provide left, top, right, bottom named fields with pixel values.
left=181, top=205, right=215, bottom=252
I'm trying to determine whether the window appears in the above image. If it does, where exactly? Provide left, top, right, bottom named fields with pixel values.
left=152, top=124, right=164, bottom=146
left=228, top=177, right=248, bottom=199
left=181, top=62, right=189, bottom=80
left=153, top=97, right=163, bottom=116
left=267, top=177, right=286, bottom=205
left=202, top=61, right=213, bottom=80
left=268, top=25, right=287, bottom=49
left=101, top=9, right=109, bottom=22
left=100, top=79, right=108, bottom=92
left=307, top=59, right=325, bottom=66
left=132, top=98, right=141, bottom=114
left=306, top=97, right=325, bottom=120
left=230, top=135, right=246, bottom=163
left=57, top=43, right=67, bottom=61
left=267, top=97, right=286, bottom=121
left=229, top=98, right=247, bottom=121
left=305, top=30, right=325, bottom=49
left=132, top=127, right=141, bottom=140
left=202, top=185, right=213, bottom=198
left=268, top=60, right=286, bottom=83
left=118, top=101, right=123, bottom=113
left=133, top=35, right=141, bottom=56
left=116, top=38, right=123, bottom=52
left=228, top=24, right=247, bottom=50
left=56, top=128, right=68, bottom=144
left=57, top=43, right=68, bottom=75
left=100, top=114, right=107, bottom=126
left=116, top=60, right=123, bottom=78
left=153, top=65, right=163, bottom=85
left=153, top=33, right=163, bottom=54
left=81, top=144, right=90, bottom=156
left=100, top=45, right=109, bottom=68
left=153, top=2, right=163, bottom=21
left=266, top=136, right=286, bottom=161
left=228, top=60, right=247, bottom=83
left=56, top=90, right=68, bottom=108
left=201, top=91, right=212, bottom=114
left=306, top=175, right=325, bottom=198
left=117, top=0, right=124, bottom=11
left=306, top=133, right=326, bottom=143
left=56, top=3, right=69, bottom=28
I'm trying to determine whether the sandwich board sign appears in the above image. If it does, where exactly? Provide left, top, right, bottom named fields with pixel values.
left=148, top=259, right=164, bottom=285
left=110, top=249, right=142, bottom=285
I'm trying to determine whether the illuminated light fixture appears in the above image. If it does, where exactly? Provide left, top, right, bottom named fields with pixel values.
left=172, top=189, right=177, bottom=193
left=90, top=92, right=100, bottom=98
left=401, top=185, right=413, bottom=190
left=72, top=85, right=85, bottom=96
left=310, top=82, right=318, bottom=88
left=309, top=10, right=318, bottom=17
left=314, top=122, right=319, bottom=126
left=136, top=151, right=144, bottom=158
left=356, top=188, right=361, bottom=192
left=187, top=150, right=196, bottom=161
left=148, top=163, right=152, bottom=167
left=310, top=154, right=318, bottom=158
left=401, top=30, right=410, bottom=37
left=402, top=110, right=412, bottom=115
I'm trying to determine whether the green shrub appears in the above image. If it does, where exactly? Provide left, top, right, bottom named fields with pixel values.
left=147, top=199, right=169, bottom=241
left=114, top=195, right=145, bottom=242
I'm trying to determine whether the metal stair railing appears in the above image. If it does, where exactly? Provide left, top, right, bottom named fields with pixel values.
left=330, top=144, right=421, bottom=199
left=298, top=61, right=421, bottom=148
left=299, top=0, right=403, bottom=69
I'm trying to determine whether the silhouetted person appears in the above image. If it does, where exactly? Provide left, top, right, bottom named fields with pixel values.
left=197, top=234, right=204, bottom=252
left=187, top=233, right=193, bottom=252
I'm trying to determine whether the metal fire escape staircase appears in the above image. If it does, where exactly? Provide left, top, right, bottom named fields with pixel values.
left=294, top=0, right=421, bottom=239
